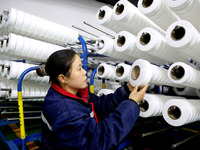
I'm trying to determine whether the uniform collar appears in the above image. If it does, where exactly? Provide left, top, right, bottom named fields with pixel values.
left=51, top=83, right=88, bottom=103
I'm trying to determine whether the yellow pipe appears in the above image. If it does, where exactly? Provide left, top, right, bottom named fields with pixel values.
left=90, top=85, right=94, bottom=93
left=18, top=91, right=26, bottom=139
left=102, top=83, right=105, bottom=89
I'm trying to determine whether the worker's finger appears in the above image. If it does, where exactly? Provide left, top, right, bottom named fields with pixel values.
left=132, top=84, right=138, bottom=93
left=139, top=85, right=148, bottom=93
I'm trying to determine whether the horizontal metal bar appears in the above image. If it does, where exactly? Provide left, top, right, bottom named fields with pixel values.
left=0, top=88, right=10, bottom=91
left=7, top=116, right=41, bottom=121
left=72, top=25, right=99, bottom=38
left=84, top=21, right=115, bottom=38
left=141, top=127, right=173, bottom=137
left=172, top=133, right=200, bottom=149
left=6, top=96, right=45, bottom=100
left=1, top=111, right=41, bottom=114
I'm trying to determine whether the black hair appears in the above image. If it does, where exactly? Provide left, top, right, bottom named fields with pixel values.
left=44, top=49, right=77, bottom=85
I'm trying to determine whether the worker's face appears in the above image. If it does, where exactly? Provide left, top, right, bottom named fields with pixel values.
left=65, top=54, right=87, bottom=92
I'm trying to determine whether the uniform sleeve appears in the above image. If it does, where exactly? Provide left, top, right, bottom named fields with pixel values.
left=89, top=84, right=131, bottom=120
left=52, top=99, right=140, bottom=150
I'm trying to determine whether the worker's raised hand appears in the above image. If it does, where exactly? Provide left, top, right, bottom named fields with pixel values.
left=128, top=85, right=148, bottom=103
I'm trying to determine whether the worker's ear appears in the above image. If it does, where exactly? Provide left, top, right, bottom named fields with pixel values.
left=57, top=74, right=68, bottom=84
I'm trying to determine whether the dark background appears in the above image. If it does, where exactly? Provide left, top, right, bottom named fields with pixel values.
left=95, top=0, right=139, bottom=7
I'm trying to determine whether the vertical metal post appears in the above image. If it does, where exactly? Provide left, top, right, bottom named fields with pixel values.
left=17, top=66, right=40, bottom=150
left=78, top=35, right=88, bottom=73
left=90, top=68, right=97, bottom=93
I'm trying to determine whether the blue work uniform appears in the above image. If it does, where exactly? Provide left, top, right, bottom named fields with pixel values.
left=41, top=83, right=140, bottom=150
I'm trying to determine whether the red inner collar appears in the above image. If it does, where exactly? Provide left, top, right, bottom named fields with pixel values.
left=51, top=83, right=88, bottom=103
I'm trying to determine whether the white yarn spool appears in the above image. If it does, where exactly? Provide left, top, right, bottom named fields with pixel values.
left=115, top=63, right=131, bottom=82
left=39, top=44, right=49, bottom=60
left=129, top=59, right=182, bottom=87
left=4, top=33, right=17, bottom=54
left=112, top=0, right=165, bottom=35
left=6, top=61, right=39, bottom=81
left=34, top=82, right=48, bottom=98
left=0, top=15, right=8, bottom=35
left=34, top=72, right=45, bottom=82
left=56, top=26, right=67, bottom=43
left=165, top=0, right=200, bottom=32
left=38, top=86, right=45, bottom=97
left=95, top=35, right=118, bottom=56
left=0, top=81, right=9, bottom=98
left=40, top=86, right=49, bottom=97
left=40, top=76, right=50, bottom=83
left=13, top=10, right=25, bottom=34
left=26, top=15, right=37, bottom=36
left=168, top=62, right=200, bottom=89
left=0, top=59, right=3, bottom=75
left=96, top=5, right=123, bottom=33
left=174, top=86, right=198, bottom=96
left=114, top=30, right=165, bottom=65
left=139, top=93, right=184, bottom=118
left=8, top=81, right=20, bottom=98
left=97, top=63, right=117, bottom=80
left=0, top=14, right=6, bottom=29
left=136, top=27, right=189, bottom=63
left=34, top=84, right=42, bottom=97
left=3, top=7, right=79, bottom=46
left=97, top=88, right=115, bottom=96
left=162, top=99, right=200, bottom=126
left=138, top=0, right=180, bottom=31
left=1, top=60, right=10, bottom=77
left=165, top=20, right=200, bottom=62
left=95, top=35, right=134, bottom=62
left=0, top=38, right=4, bottom=53
left=3, top=33, right=65, bottom=62
left=32, top=43, right=45, bottom=59
left=26, top=38, right=38, bottom=58
left=5, top=8, right=17, bottom=32
left=6, top=61, right=22, bottom=80
left=105, top=81, right=121, bottom=90
left=20, top=12, right=32, bottom=35
left=92, top=79, right=103, bottom=94
left=22, top=82, right=30, bottom=97
left=196, top=89, right=200, bottom=98
left=1, top=38, right=9, bottom=54
left=19, top=35, right=31, bottom=57
left=32, top=17, right=46, bottom=39
left=39, top=20, right=51, bottom=40
left=28, top=82, right=36, bottom=97
left=20, top=63, right=37, bottom=80
left=13, top=34, right=24, bottom=55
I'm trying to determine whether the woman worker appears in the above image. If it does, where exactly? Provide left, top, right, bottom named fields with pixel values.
left=40, top=49, right=148, bottom=150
